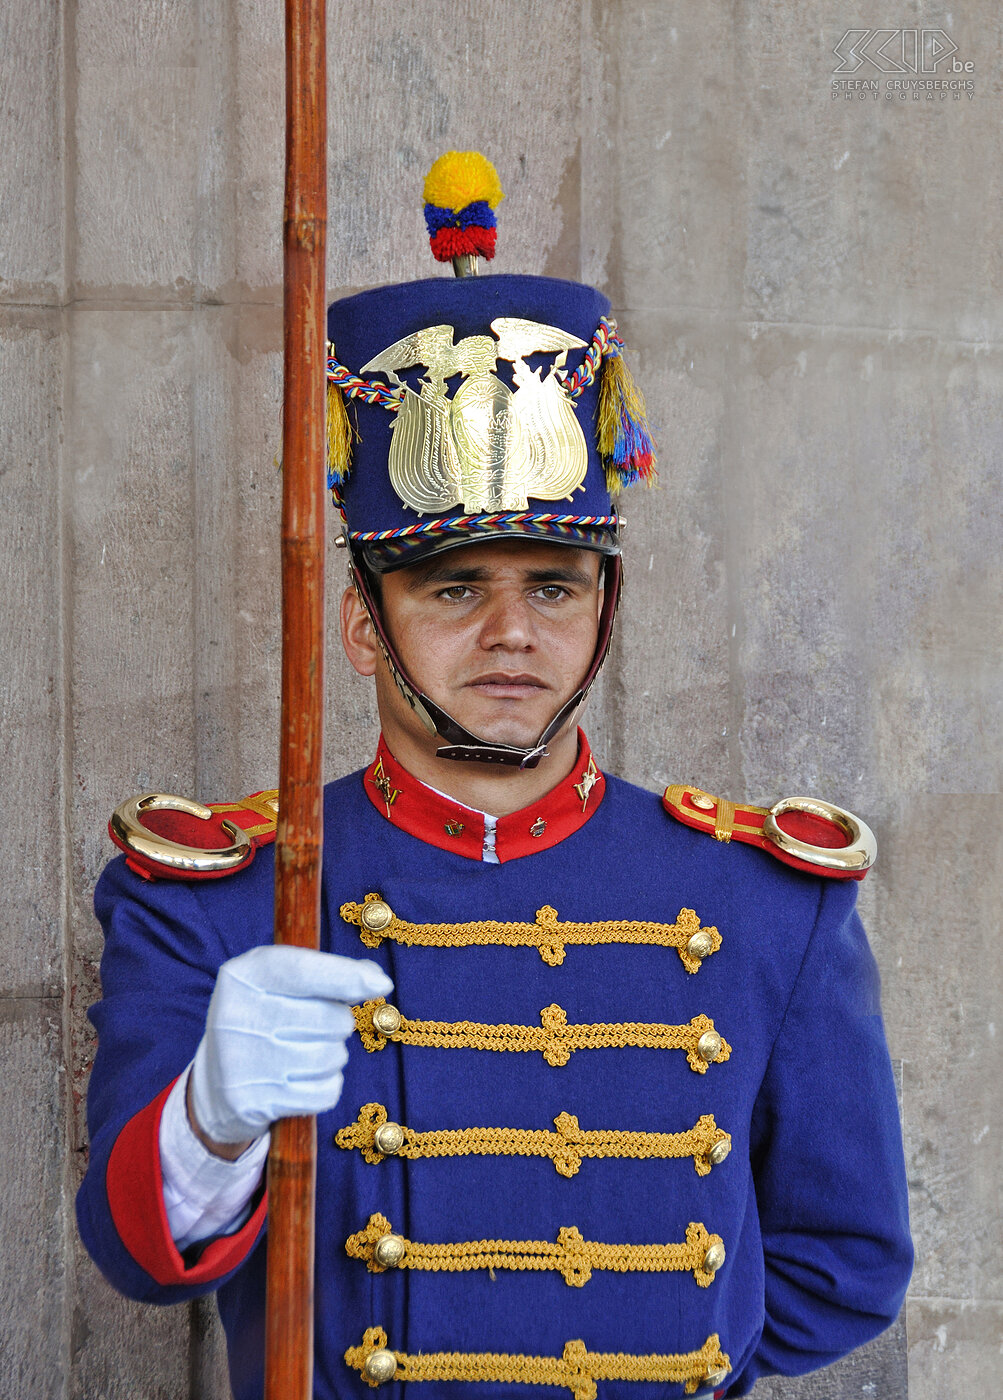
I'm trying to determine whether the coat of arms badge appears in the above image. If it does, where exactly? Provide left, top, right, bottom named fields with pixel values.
left=361, top=318, right=590, bottom=514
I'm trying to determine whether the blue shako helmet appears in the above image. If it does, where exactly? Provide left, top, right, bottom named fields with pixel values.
left=324, top=151, right=656, bottom=768
left=327, top=274, right=622, bottom=573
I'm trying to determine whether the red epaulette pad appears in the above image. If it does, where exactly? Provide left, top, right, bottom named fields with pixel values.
left=662, top=785, right=875, bottom=881
left=108, top=790, right=279, bottom=882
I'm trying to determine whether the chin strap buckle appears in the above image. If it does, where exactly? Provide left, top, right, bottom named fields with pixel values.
left=434, top=741, right=550, bottom=768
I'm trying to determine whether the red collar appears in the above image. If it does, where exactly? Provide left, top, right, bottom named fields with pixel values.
left=362, top=730, right=606, bottom=863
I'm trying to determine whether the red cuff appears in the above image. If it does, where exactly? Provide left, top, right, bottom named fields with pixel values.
left=106, top=1078, right=268, bottom=1287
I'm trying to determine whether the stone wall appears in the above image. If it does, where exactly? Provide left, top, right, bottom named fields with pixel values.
left=1, top=2, right=998, bottom=1396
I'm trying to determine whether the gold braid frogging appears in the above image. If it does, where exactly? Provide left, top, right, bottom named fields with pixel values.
left=335, top=1103, right=732, bottom=1178
left=345, top=1327, right=730, bottom=1397
left=353, top=998, right=732, bottom=1073
left=341, top=892, right=721, bottom=971
left=346, top=1213, right=725, bottom=1288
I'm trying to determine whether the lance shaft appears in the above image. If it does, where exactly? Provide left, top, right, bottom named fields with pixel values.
left=265, top=0, right=326, bottom=1395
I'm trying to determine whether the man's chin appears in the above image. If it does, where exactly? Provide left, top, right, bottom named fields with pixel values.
left=441, top=700, right=553, bottom=752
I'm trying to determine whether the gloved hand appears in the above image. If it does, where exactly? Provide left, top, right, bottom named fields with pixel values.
left=189, top=944, right=393, bottom=1145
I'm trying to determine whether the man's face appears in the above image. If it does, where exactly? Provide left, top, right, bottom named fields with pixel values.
left=373, top=538, right=604, bottom=751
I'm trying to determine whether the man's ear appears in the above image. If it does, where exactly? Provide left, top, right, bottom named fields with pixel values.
left=340, top=585, right=379, bottom=677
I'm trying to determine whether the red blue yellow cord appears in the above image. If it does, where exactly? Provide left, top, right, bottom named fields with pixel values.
left=345, top=512, right=619, bottom=542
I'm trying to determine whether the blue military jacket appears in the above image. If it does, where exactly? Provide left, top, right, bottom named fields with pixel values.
left=77, top=736, right=912, bottom=1399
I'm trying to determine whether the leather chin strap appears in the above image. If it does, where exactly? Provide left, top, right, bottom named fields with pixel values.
left=350, top=551, right=623, bottom=770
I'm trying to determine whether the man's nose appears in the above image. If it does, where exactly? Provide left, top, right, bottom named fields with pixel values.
left=477, top=592, right=535, bottom=649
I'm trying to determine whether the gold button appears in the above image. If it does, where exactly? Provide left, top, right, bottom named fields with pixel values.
left=690, top=792, right=716, bottom=810
left=705, top=1365, right=730, bottom=1387
left=374, top=1121, right=405, bottom=1155
left=363, top=1348, right=398, bottom=1384
left=373, top=1233, right=406, bottom=1269
left=372, top=1003, right=402, bottom=1035
left=702, top=1240, right=726, bottom=1274
left=708, top=1137, right=731, bottom=1167
left=360, top=900, right=393, bottom=933
left=697, top=1029, right=723, bottom=1063
left=686, top=931, right=714, bottom=961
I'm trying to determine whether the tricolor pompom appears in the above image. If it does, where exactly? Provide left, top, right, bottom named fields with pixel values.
left=423, top=151, right=504, bottom=262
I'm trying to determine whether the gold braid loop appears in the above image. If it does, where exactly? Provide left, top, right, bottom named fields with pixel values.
left=345, top=1329, right=731, bottom=1397
left=335, top=1103, right=732, bottom=1177
left=345, top=1214, right=725, bottom=1288
left=353, top=999, right=732, bottom=1073
left=340, top=893, right=721, bottom=973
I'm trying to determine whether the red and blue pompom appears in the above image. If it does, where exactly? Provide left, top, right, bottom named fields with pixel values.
left=423, top=151, right=504, bottom=263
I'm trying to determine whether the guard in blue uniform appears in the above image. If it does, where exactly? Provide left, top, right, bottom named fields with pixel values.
left=77, top=153, right=912, bottom=1400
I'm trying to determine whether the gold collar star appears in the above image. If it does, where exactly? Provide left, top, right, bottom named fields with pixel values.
left=370, top=757, right=401, bottom=818
left=574, top=756, right=600, bottom=812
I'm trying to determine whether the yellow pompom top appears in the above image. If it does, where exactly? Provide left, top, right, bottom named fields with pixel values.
left=423, top=151, right=504, bottom=212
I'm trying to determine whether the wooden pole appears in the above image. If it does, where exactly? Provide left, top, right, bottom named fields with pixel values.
left=265, top=0, right=326, bottom=1394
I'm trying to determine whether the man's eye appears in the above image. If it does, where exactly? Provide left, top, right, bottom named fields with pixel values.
left=535, top=585, right=568, bottom=601
left=439, top=585, right=474, bottom=601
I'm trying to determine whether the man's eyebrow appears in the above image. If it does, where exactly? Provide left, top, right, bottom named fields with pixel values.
left=404, top=564, right=491, bottom=591
left=522, top=566, right=596, bottom=589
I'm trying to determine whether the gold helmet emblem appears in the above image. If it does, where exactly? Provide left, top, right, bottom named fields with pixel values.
left=361, top=318, right=589, bottom=515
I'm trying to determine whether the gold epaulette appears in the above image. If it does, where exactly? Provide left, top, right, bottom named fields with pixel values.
left=108, top=789, right=278, bottom=882
left=662, top=785, right=876, bottom=881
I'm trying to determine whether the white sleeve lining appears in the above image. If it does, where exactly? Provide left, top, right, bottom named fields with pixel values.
left=158, top=1063, right=270, bottom=1252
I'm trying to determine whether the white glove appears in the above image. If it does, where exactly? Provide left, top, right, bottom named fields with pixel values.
left=190, top=944, right=393, bottom=1145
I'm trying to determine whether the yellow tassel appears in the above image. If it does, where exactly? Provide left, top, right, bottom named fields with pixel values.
left=423, top=151, right=504, bottom=213
left=326, top=374, right=353, bottom=486
left=597, top=350, right=657, bottom=494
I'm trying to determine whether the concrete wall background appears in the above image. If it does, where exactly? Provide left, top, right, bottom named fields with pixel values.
left=1, top=2, right=999, bottom=1396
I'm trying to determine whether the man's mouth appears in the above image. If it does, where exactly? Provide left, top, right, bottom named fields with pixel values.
left=466, top=672, right=548, bottom=699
